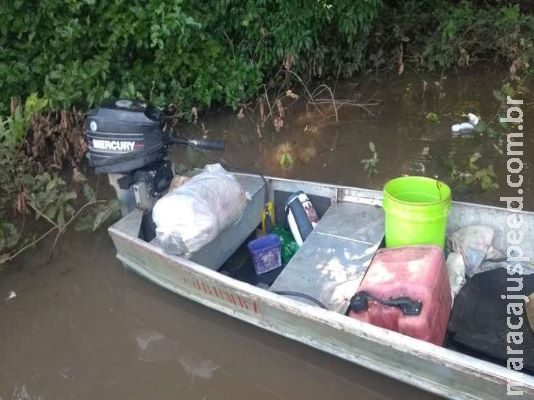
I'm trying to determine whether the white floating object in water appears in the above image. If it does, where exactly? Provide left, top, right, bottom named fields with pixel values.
left=467, top=113, right=480, bottom=126
left=451, top=122, right=475, bottom=133
left=5, top=290, right=16, bottom=301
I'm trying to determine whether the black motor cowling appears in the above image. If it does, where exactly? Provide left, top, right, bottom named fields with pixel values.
left=87, top=99, right=166, bottom=174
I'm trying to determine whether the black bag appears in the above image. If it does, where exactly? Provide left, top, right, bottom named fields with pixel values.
left=447, top=268, right=534, bottom=374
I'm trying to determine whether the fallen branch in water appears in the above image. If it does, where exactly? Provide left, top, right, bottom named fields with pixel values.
left=3, top=199, right=109, bottom=264
left=3, top=226, right=56, bottom=264
left=238, top=70, right=381, bottom=138
left=310, top=98, right=380, bottom=116
left=310, top=84, right=339, bottom=123
left=310, top=86, right=380, bottom=117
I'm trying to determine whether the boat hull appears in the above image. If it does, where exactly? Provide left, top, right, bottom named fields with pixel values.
left=109, top=177, right=534, bottom=399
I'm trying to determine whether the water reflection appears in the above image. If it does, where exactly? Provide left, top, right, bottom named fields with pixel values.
left=178, top=66, right=533, bottom=209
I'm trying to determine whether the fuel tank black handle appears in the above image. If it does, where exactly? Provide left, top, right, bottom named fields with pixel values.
left=349, top=291, right=423, bottom=316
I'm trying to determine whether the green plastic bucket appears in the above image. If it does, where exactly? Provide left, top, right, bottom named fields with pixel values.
left=383, top=176, right=451, bottom=248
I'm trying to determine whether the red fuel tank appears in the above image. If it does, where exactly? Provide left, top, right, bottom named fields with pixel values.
left=348, top=246, right=451, bottom=345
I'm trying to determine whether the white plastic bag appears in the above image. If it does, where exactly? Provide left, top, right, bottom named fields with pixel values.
left=448, top=225, right=503, bottom=277
left=446, top=252, right=466, bottom=303
left=152, top=164, right=247, bottom=255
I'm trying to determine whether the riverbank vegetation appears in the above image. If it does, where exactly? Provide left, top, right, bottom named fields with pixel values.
left=0, top=96, right=120, bottom=264
left=1, top=1, right=532, bottom=113
left=0, top=0, right=533, bottom=261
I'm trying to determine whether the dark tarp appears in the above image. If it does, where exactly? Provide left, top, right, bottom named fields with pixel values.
left=447, top=267, right=534, bottom=374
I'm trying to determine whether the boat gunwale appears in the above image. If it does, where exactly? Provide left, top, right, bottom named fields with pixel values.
left=108, top=174, right=534, bottom=398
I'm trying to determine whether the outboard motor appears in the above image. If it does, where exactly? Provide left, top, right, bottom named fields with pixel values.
left=88, top=99, right=165, bottom=174
left=87, top=99, right=224, bottom=215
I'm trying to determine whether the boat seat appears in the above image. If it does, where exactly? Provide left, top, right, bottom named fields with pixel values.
left=188, top=174, right=265, bottom=270
left=270, top=201, right=384, bottom=313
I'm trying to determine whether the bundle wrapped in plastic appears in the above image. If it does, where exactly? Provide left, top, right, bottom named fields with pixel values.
left=448, top=225, right=503, bottom=277
left=152, top=164, right=247, bottom=255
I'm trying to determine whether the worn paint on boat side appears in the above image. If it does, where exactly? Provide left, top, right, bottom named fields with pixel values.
left=109, top=176, right=534, bottom=399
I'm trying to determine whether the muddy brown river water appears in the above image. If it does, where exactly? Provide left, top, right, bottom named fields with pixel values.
left=1, top=67, right=532, bottom=399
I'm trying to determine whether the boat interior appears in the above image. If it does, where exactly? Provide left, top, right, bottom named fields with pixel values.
left=126, top=173, right=533, bottom=376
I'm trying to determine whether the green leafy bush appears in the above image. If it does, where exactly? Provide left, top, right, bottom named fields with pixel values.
left=0, top=0, right=381, bottom=113
left=372, top=1, right=534, bottom=74
left=0, top=94, right=119, bottom=262
left=1, top=1, right=532, bottom=114
left=0, top=94, right=48, bottom=148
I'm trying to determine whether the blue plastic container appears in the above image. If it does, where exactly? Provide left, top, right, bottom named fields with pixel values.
left=248, top=234, right=282, bottom=275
